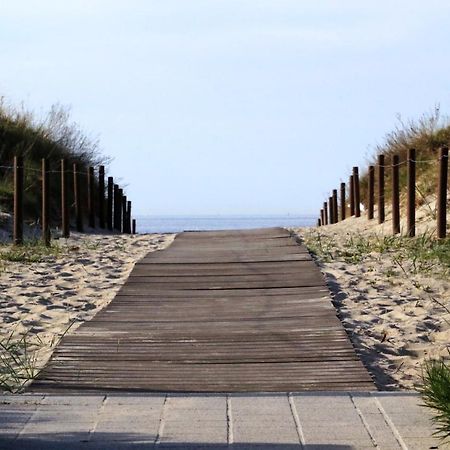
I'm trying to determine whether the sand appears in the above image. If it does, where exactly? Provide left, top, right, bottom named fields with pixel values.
left=292, top=203, right=449, bottom=390
left=0, top=232, right=175, bottom=389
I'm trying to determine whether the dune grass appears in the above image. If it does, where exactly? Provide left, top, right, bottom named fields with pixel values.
left=0, top=240, right=62, bottom=264
left=356, top=106, right=450, bottom=210
left=0, top=99, right=109, bottom=221
left=303, top=229, right=449, bottom=280
left=420, top=359, right=450, bottom=442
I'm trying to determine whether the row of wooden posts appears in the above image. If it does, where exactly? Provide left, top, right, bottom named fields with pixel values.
left=317, top=147, right=449, bottom=239
left=12, top=156, right=137, bottom=246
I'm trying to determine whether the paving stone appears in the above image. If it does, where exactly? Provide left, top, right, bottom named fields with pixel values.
left=90, top=395, right=165, bottom=443
left=231, top=395, right=299, bottom=444
left=160, top=396, right=227, bottom=445
left=351, top=394, right=402, bottom=449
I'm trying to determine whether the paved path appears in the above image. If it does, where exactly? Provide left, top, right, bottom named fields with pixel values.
left=31, top=228, right=373, bottom=392
left=0, top=392, right=444, bottom=449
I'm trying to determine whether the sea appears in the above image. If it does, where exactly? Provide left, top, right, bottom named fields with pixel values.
left=135, top=215, right=316, bottom=234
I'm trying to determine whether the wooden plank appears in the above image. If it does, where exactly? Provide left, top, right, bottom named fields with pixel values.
left=30, top=227, right=374, bottom=393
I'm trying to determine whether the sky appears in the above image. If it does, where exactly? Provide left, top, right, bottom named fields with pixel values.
left=1, top=1, right=450, bottom=216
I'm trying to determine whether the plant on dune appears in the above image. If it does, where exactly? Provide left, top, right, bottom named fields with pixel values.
left=0, top=99, right=110, bottom=221
left=0, top=322, right=75, bottom=393
left=419, top=358, right=450, bottom=442
left=358, top=106, right=450, bottom=208
left=0, top=239, right=62, bottom=263
left=0, top=331, right=43, bottom=393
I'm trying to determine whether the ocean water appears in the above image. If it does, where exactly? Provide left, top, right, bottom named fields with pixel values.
left=135, top=215, right=316, bottom=234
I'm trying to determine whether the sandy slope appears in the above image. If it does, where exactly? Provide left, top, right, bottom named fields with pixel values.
left=0, top=232, right=175, bottom=386
left=292, top=205, right=449, bottom=390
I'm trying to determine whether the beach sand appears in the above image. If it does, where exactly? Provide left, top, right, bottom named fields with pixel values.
left=292, top=203, right=449, bottom=390
left=0, top=232, right=175, bottom=389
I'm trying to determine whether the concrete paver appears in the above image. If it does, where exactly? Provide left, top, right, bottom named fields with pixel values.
left=0, top=392, right=446, bottom=449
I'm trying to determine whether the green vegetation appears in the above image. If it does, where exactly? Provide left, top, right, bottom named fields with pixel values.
left=419, top=359, right=450, bottom=442
left=0, top=239, right=62, bottom=263
left=0, top=98, right=109, bottom=223
left=357, top=106, right=450, bottom=209
left=0, top=331, right=43, bottom=393
left=0, top=322, right=75, bottom=393
left=303, top=229, right=449, bottom=279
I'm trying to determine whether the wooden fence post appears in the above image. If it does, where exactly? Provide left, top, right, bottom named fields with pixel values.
left=132, top=219, right=136, bottom=235
left=407, top=149, right=416, bottom=237
left=73, top=163, right=83, bottom=232
left=367, top=165, right=374, bottom=220
left=113, top=185, right=119, bottom=231
left=41, top=159, right=50, bottom=246
left=88, top=166, right=95, bottom=228
left=122, top=195, right=128, bottom=233
left=98, top=166, right=105, bottom=229
left=317, top=218, right=321, bottom=227
left=320, top=209, right=325, bottom=226
left=13, top=156, right=24, bottom=246
left=353, top=167, right=361, bottom=217
left=437, top=146, right=449, bottom=239
left=349, top=175, right=355, bottom=216
left=328, top=197, right=334, bottom=225
left=332, top=190, right=338, bottom=224
left=392, top=155, right=400, bottom=235
left=127, top=201, right=132, bottom=234
left=323, top=201, right=328, bottom=225
left=378, top=154, right=385, bottom=224
left=61, top=160, right=70, bottom=238
left=107, top=177, right=114, bottom=231
left=116, top=188, right=123, bottom=232
left=340, top=182, right=346, bottom=221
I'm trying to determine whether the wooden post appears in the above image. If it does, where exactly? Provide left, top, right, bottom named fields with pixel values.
left=378, top=154, right=385, bottom=224
left=127, top=201, right=132, bottom=234
left=13, top=156, right=24, bottom=246
left=367, top=165, right=374, bottom=220
left=107, top=177, right=113, bottom=231
left=328, top=196, right=334, bottom=225
left=320, top=209, right=325, bottom=226
left=353, top=167, right=360, bottom=217
left=41, top=159, right=50, bottom=246
left=323, top=202, right=328, bottom=225
left=437, top=146, right=449, bottom=239
left=61, top=160, right=70, bottom=238
left=122, top=195, right=127, bottom=233
left=392, top=155, right=400, bottom=235
left=340, top=182, right=346, bottom=221
left=407, top=149, right=416, bottom=237
left=132, top=219, right=136, bottom=235
left=98, top=166, right=105, bottom=229
left=317, top=218, right=321, bottom=227
left=349, top=175, right=355, bottom=216
left=116, top=188, right=123, bottom=232
left=332, top=190, right=338, bottom=224
left=88, top=166, right=95, bottom=228
left=73, top=163, right=83, bottom=232
left=113, top=185, right=120, bottom=231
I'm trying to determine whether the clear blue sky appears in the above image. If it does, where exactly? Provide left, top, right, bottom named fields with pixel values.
left=1, top=1, right=450, bottom=216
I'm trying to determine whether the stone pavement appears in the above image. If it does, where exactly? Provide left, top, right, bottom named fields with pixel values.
left=0, top=392, right=446, bottom=449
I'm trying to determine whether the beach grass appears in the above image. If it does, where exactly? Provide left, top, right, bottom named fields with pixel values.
left=420, top=359, right=450, bottom=442
left=0, top=240, right=62, bottom=264
left=304, top=229, right=449, bottom=279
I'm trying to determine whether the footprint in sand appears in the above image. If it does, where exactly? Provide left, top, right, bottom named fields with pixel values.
left=3, top=316, right=20, bottom=323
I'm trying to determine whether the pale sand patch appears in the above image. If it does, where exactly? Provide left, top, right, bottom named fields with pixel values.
left=291, top=202, right=449, bottom=390
left=0, top=232, right=175, bottom=383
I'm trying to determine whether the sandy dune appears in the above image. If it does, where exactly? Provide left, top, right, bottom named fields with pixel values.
left=292, top=203, right=449, bottom=390
left=0, top=232, right=175, bottom=387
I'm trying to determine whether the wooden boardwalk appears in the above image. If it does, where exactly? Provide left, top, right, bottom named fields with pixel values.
left=31, top=227, right=374, bottom=392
